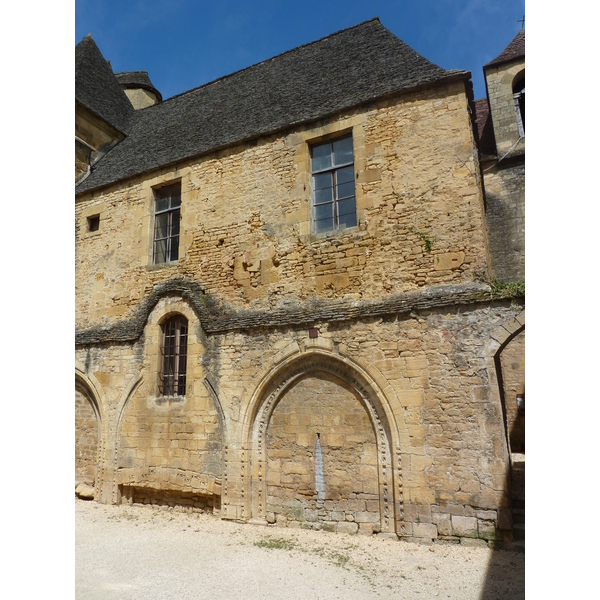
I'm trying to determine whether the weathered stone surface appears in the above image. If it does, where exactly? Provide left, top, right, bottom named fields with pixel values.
left=432, top=513, right=452, bottom=536
left=75, top=483, right=95, bottom=500
left=337, top=522, right=359, bottom=535
left=74, top=48, right=520, bottom=545
left=451, top=516, right=478, bottom=538
left=477, top=519, right=503, bottom=541
left=461, top=538, right=489, bottom=548
left=413, top=523, right=438, bottom=539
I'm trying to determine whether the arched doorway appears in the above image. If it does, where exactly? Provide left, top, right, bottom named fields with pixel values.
left=246, top=351, right=400, bottom=536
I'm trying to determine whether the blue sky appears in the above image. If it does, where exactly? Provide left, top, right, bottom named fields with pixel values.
left=75, top=0, right=525, bottom=101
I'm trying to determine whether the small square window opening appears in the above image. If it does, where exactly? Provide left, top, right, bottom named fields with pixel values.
left=87, top=215, right=100, bottom=232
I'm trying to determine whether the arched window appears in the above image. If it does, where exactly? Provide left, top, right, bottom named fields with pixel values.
left=159, top=315, right=188, bottom=396
left=513, top=72, right=525, bottom=136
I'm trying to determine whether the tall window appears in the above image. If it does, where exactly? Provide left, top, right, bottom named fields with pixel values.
left=153, top=182, right=181, bottom=264
left=311, top=135, right=356, bottom=233
left=159, top=315, right=188, bottom=396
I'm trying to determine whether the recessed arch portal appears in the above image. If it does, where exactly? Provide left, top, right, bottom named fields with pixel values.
left=245, top=350, right=403, bottom=536
left=75, top=371, right=103, bottom=495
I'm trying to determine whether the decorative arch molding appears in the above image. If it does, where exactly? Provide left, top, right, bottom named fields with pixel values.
left=75, top=277, right=211, bottom=345
left=144, top=296, right=201, bottom=400
left=242, top=348, right=405, bottom=536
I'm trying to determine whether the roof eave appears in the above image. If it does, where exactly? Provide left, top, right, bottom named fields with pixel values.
left=76, top=70, right=470, bottom=198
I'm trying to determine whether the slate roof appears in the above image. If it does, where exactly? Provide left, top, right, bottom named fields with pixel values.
left=75, top=35, right=134, bottom=135
left=115, top=71, right=162, bottom=102
left=76, top=18, right=467, bottom=195
left=485, top=29, right=525, bottom=68
left=473, top=98, right=497, bottom=160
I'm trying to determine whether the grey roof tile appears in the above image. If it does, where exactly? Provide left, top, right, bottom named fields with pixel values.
left=485, top=29, right=525, bottom=68
left=75, top=35, right=134, bottom=134
left=76, top=19, right=467, bottom=195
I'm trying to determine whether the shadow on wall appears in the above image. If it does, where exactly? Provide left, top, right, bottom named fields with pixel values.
left=477, top=450, right=525, bottom=599
left=477, top=329, right=525, bottom=599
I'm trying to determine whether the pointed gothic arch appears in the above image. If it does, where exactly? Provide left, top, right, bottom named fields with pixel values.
left=75, top=367, right=106, bottom=498
left=241, top=348, right=405, bottom=536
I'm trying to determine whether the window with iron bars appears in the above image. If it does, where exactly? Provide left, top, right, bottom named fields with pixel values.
left=159, top=315, right=188, bottom=396
left=153, top=182, right=181, bottom=264
left=311, top=135, right=356, bottom=234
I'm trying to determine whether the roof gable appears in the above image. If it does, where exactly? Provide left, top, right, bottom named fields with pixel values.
left=75, top=36, right=134, bottom=134
left=76, top=19, right=466, bottom=195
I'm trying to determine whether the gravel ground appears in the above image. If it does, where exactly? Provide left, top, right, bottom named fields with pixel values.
left=75, top=499, right=524, bottom=600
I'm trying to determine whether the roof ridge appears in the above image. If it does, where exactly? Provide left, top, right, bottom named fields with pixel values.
left=155, top=17, right=382, bottom=105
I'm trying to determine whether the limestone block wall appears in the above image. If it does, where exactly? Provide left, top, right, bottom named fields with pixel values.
left=75, top=298, right=521, bottom=542
left=75, top=388, right=99, bottom=486
left=74, top=76, right=522, bottom=543
left=266, top=373, right=380, bottom=534
left=483, top=159, right=525, bottom=282
left=75, top=81, right=488, bottom=331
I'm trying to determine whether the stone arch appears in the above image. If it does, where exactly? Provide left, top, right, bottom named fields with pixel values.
left=75, top=368, right=105, bottom=497
left=487, top=308, right=525, bottom=455
left=242, top=348, right=403, bottom=536
left=114, top=296, right=225, bottom=510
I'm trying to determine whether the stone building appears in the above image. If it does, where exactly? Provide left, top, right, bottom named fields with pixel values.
left=473, top=29, right=525, bottom=454
left=75, top=19, right=525, bottom=545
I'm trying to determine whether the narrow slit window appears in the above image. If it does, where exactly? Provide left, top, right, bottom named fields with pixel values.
left=159, top=315, right=188, bottom=396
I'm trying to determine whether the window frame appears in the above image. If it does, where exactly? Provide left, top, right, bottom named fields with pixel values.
left=87, top=214, right=100, bottom=232
left=152, top=182, right=181, bottom=264
left=158, top=315, right=188, bottom=397
left=310, top=134, right=357, bottom=234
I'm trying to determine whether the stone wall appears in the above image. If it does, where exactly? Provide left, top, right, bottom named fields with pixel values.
left=266, top=373, right=379, bottom=534
left=75, top=297, right=523, bottom=543
left=75, top=77, right=523, bottom=544
left=75, top=81, right=488, bottom=330
left=483, top=158, right=525, bottom=282
left=484, top=60, right=525, bottom=157
left=75, top=388, right=99, bottom=487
